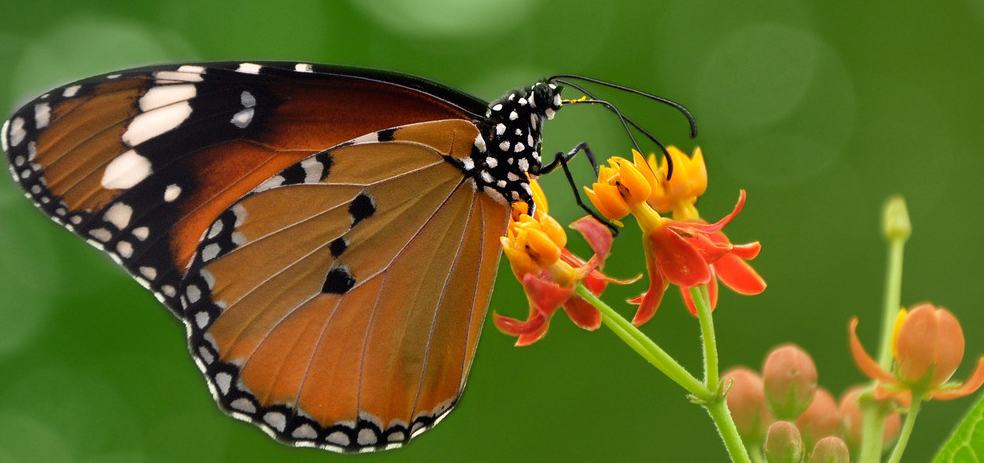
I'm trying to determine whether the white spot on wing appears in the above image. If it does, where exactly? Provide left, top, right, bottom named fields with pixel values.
left=177, top=65, right=205, bottom=74
left=1, top=119, right=9, bottom=152
left=139, top=84, right=196, bottom=111
left=122, top=102, right=192, bottom=146
left=153, top=70, right=203, bottom=82
left=207, top=220, right=223, bottom=239
left=327, top=431, right=350, bottom=446
left=495, top=123, right=506, bottom=135
left=486, top=156, right=498, bottom=168
left=186, top=284, right=201, bottom=304
left=461, top=157, right=474, bottom=170
left=230, top=108, right=254, bottom=128
left=103, top=203, right=133, bottom=229
left=518, top=158, right=530, bottom=172
left=139, top=266, right=157, bottom=280
left=264, top=412, right=287, bottom=432
left=62, top=85, right=81, bottom=97
left=195, top=311, right=209, bottom=328
left=301, top=157, right=323, bottom=183
left=240, top=91, right=256, bottom=108
left=116, top=240, right=133, bottom=258
left=132, top=226, right=149, bottom=240
left=292, top=424, right=317, bottom=439
left=295, top=63, right=314, bottom=73
left=215, top=372, right=232, bottom=395
left=161, top=285, right=177, bottom=297
left=164, top=184, right=181, bottom=202
left=358, top=429, right=378, bottom=446
left=499, top=140, right=510, bottom=151
left=9, top=117, right=25, bottom=147
left=509, top=111, right=518, bottom=121
left=231, top=398, right=256, bottom=413
left=102, top=150, right=152, bottom=189
left=34, top=103, right=51, bottom=128
left=236, top=62, right=262, bottom=74
left=201, top=243, right=221, bottom=262
left=89, top=228, right=112, bottom=242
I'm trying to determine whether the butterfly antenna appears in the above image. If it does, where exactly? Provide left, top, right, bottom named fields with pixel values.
left=548, top=74, right=698, bottom=138
left=554, top=78, right=673, bottom=179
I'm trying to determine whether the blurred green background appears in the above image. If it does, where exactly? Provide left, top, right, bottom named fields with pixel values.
left=1, top=0, right=983, bottom=461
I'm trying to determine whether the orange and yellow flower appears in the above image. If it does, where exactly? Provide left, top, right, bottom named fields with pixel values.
left=849, top=303, right=984, bottom=406
left=584, top=149, right=763, bottom=324
left=494, top=178, right=621, bottom=346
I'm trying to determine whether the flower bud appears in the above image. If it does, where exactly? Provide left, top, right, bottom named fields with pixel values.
left=838, top=385, right=901, bottom=454
left=795, top=388, right=840, bottom=451
left=808, top=436, right=851, bottom=463
left=894, top=303, right=964, bottom=388
left=764, top=421, right=804, bottom=463
left=763, top=344, right=818, bottom=419
left=723, top=367, right=772, bottom=445
left=881, top=195, right=910, bottom=242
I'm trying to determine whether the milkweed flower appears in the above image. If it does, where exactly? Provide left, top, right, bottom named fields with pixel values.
left=849, top=303, right=984, bottom=406
left=645, top=147, right=766, bottom=315
left=494, top=178, right=623, bottom=346
left=584, top=150, right=762, bottom=325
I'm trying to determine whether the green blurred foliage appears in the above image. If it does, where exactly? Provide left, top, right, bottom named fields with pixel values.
left=1, top=0, right=982, bottom=461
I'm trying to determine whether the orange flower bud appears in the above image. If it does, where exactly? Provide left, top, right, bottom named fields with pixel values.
left=794, top=388, right=840, bottom=451
left=647, top=146, right=707, bottom=220
left=585, top=156, right=654, bottom=220
left=764, top=421, right=804, bottom=463
left=723, top=367, right=773, bottom=445
left=893, top=303, right=964, bottom=387
left=763, top=344, right=818, bottom=420
left=808, top=436, right=850, bottom=463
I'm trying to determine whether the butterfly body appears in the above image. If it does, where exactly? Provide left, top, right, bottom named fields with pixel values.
left=3, top=62, right=563, bottom=452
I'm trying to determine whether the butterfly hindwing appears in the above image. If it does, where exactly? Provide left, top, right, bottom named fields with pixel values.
left=2, top=62, right=487, bottom=316
left=180, top=120, right=509, bottom=451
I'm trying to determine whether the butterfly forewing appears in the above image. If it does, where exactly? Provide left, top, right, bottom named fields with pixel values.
left=3, top=62, right=487, bottom=317
left=181, top=120, right=509, bottom=451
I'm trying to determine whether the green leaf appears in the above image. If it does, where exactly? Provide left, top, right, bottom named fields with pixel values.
left=932, top=394, right=984, bottom=463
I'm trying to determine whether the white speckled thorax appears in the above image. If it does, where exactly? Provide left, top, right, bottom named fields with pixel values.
left=459, top=82, right=562, bottom=209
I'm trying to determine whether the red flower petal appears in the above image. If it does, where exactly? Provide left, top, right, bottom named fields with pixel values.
left=683, top=232, right=731, bottom=264
left=731, top=241, right=761, bottom=260
left=581, top=268, right=608, bottom=296
left=714, top=253, right=767, bottom=295
left=493, top=310, right=547, bottom=338
left=648, top=226, right=712, bottom=287
left=563, top=296, right=602, bottom=331
left=669, top=190, right=746, bottom=235
left=629, top=243, right=669, bottom=326
left=516, top=319, right=551, bottom=347
left=570, top=216, right=613, bottom=267
left=521, top=273, right=573, bottom=316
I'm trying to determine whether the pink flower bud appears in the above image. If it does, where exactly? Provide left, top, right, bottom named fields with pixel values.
left=723, top=366, right=773, bottom=444
left=763, top=344, right=818, bottom=419
left=764, top=421, right=804, bottom=463
left=838, top=385, right=901, bottom=455
left=808, top=436, right=850, bottom=463
left=795, top=388, right=840, bottom=451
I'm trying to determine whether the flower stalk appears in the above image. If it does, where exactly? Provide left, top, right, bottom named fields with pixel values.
left=858, top=197, right=910, bottom=463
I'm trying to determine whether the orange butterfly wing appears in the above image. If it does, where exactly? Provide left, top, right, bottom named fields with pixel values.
left=2, top=63, right=487, bottom=317
left=181, top=119, right=509, bottom=451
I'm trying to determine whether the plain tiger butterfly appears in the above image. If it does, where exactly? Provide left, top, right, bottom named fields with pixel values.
left=1, top=62, right=694, bottom=452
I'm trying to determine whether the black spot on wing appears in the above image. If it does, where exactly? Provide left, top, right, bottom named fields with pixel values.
left=329, top=237, right=347, bottom=258
left=377, top=128, right=395, bottom=142
left=348, top=192, right=375, bottom=227
left=322, top=266, right=355, bottom=294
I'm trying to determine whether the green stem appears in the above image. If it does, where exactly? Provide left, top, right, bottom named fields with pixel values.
left=877, top=235, right=906, bottom=368
left=574, top=284, right=708, bottom=399
left=859, top=198, right=910, bottom=463
left=707, top=399, right=753, bottom=463
left=692, top=285, right=719, bottom=391
left=748, top=446, right=765, bottom=463
left=886, top=398, right=922, bottom=463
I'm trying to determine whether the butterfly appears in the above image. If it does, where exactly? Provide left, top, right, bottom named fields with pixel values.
left=2, top=61, right=693, bottom=452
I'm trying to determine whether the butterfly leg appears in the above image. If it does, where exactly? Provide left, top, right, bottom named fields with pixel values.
left=554, top=151, right=620, bottom=237
left=535, top=142, right=599, bottom=176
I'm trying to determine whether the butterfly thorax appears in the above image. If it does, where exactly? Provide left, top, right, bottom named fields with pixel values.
left=458, top=82, right=561, bottom=209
